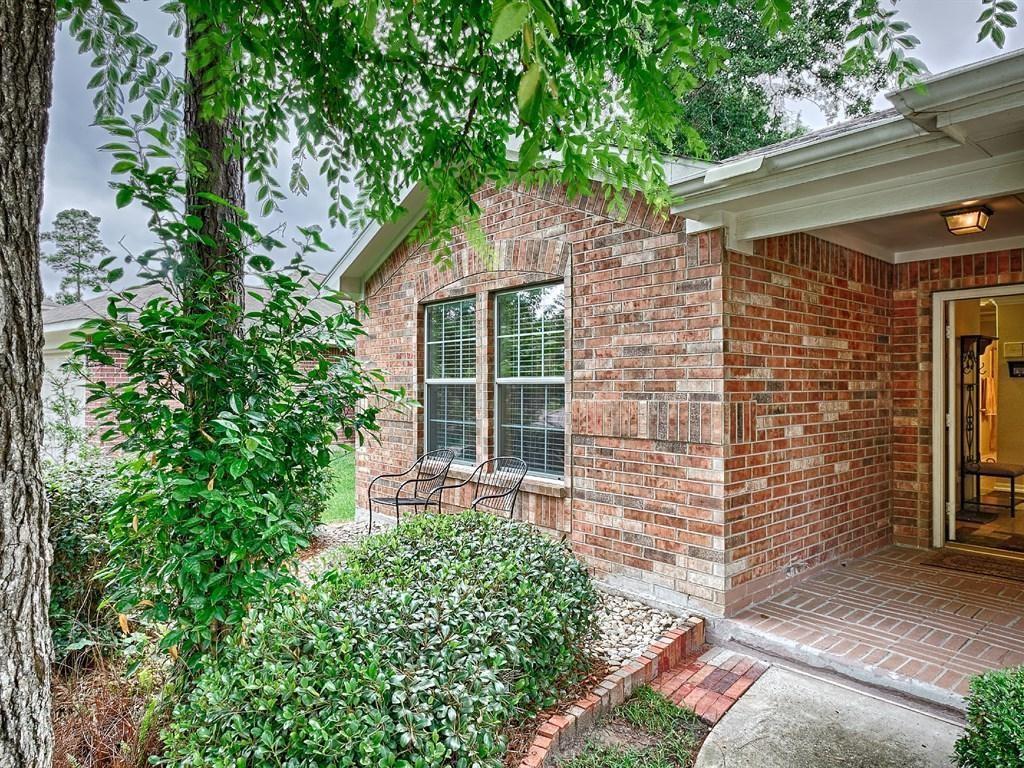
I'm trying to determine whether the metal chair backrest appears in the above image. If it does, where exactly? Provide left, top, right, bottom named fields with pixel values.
left=413, top=449, right=456, bottom=499
left=470, top=457, right=528, bottom=518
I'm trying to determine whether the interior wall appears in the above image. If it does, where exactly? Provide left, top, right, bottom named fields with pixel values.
left=997, top=302, right=1024, bottom=463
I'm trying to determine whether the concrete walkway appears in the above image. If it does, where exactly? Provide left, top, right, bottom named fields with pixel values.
left=694, top=666, right=963, bottom=768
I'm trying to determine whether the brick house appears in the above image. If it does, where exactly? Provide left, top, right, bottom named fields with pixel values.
left=340, top=51, right=1024, bottom=621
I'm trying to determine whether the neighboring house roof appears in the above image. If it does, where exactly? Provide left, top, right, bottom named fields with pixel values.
left=334, top=48, right=1024, bottom=289
left=42, top=272, right=341, bottom=348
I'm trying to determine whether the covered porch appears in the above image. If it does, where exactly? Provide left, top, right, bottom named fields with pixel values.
left=713, top=547, right=1024, bottom=709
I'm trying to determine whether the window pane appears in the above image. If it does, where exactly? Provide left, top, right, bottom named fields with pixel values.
left=426, top=299, right=475, bottom=380
left=496, top=284, right=565, bottom=380
left=498, top=383, right=565, bottom=476
left=425, top=299, right=476, bottom=462
left=426, top=383, right=476, bottom=462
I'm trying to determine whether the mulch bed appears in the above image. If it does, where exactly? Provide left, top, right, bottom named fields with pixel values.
left=503, top=656, right=610, bottom=768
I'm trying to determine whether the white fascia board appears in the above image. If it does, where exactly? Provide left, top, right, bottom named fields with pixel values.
left=333, top=183, right=428, bottom=297
left=43, top=319, right=87, bottom=335
left=889, top=49, right=1024, bottom=119
left=732, top=149, right=1024, bottom=242
left=43, top=324, right=85, bottom=351
left=934, top=85, right=1024, bottom=131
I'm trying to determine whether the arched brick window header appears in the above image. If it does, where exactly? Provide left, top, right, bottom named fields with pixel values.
left=415, top=239, right=570, bottom=302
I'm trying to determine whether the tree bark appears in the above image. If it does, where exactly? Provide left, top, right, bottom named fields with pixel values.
left=183, top=9, right=246, bottom=320
left=0, top=2, right=56, bottom=767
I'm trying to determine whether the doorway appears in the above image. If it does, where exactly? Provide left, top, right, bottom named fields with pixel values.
left=938, top=289, right=1024, bottom=554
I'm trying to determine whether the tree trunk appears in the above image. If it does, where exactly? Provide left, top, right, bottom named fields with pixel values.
left=183, top=9, right=246, bottom=320
left=0, top=2, right=56, bottom=767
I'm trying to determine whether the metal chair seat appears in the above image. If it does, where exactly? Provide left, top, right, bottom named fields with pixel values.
left=370, top=496, right=433, bottom=507
left=427, top=457, right=528, bottom=520
left=366, top=449, right=456, bottom=531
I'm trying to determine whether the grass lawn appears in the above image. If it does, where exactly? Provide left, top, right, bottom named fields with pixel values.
left=320, top=449, right=356, bottom=523
left=557, top=687, right=708, bottom=768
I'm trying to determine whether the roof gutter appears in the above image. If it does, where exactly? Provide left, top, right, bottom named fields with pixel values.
left=669, top=115, right=927, bottom=211
left=669, top=51, right=1024, bottom=213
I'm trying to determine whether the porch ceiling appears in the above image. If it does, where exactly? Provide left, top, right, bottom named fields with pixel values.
left=811, top=194, right=1024, bottom=264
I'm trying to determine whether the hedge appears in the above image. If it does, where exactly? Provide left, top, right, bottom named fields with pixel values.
left=162, top=512, right=598, bottom=767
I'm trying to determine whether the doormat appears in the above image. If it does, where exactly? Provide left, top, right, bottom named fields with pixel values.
left=957, top=508, right=1000, bottom=524
left=922, top=550, right=1024, bottom=583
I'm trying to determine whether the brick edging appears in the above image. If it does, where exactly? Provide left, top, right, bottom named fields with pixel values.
left=520, top=617, right=706, bottom=768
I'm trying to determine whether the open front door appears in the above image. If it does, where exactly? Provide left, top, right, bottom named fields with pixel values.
left=944, top=300, right=957, bottom=542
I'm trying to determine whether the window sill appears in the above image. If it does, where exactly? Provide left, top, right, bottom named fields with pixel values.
left=445, top=464, right=568, bottom=499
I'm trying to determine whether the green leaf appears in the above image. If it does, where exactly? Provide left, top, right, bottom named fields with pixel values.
left=517, top=62, right=542, bottom=118
left=492, top=2, right=530, bottom=45
left=115, top=186, right=134, bottom=208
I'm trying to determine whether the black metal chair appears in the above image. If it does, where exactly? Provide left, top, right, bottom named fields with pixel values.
left=427, top=457, right=528, bottom=520
left=367, top=449, right=456, bottom=532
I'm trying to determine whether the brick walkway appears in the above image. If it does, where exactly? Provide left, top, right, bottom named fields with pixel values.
left=652, top=647, right=769, bottom=724
left=724, top=547, right=1024, bottom=700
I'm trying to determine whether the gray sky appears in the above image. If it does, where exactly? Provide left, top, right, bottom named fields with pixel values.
left=40, top=0, right=1024, bottom=295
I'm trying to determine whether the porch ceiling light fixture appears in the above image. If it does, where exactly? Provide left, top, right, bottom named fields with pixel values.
left=941, top=204, right=993, bottom=236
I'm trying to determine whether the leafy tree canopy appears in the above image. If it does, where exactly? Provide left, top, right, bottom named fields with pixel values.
left=671, top=0, right=896, bottom=160
left=61, top=0, right=1019, bottom=256
left=40, top=208, right=111, bottom=304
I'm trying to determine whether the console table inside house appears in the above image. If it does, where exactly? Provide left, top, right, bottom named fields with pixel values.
left=960, top=334, right=1024, bottom=518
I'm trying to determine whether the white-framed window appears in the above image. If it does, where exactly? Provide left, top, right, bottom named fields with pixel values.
left=495, top=283, right=566, bottom=477
left=424, top=298, right=477, bottom=463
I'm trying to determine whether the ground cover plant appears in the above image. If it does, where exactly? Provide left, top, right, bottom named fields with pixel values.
left=556, top=687, right=708, bottom=768
left=162, top=512, right=598, bottom=767
left=46, top=453, right=121, bottom=672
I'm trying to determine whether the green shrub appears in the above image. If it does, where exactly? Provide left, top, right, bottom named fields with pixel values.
left=162, top=512, right=598, bottom=767
left=955, top=666, right=1024, bottom=768
left=46, top=453, right=120, bottom=668
left=71, top=260, right=399, bottom=665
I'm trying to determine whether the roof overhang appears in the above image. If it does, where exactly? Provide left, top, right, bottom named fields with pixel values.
left=671, top=49, right=1024, bottom=262
left=332, top=183, right=429, bottom=296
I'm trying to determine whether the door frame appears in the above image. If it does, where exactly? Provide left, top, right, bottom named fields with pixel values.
left=931, top=283, right=1024, bottom=548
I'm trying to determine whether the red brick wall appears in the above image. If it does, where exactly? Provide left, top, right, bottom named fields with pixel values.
left=355, top=182, right=731, bottom=615
left=892, top=249, right=1024, bottom=548
left=356, top=180, right=1024, bottom=618
left=83, top=354, right=129, bottom=438
left=722, top=234, right=894, bottom=612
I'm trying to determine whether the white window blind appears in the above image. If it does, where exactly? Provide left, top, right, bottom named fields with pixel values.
left=425, top=298, right=476, bottom=462
left=495, top=284, right=565, bottom=476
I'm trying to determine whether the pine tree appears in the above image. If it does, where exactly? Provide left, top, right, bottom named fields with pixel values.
left=41, top=208, right=110, bottom=304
